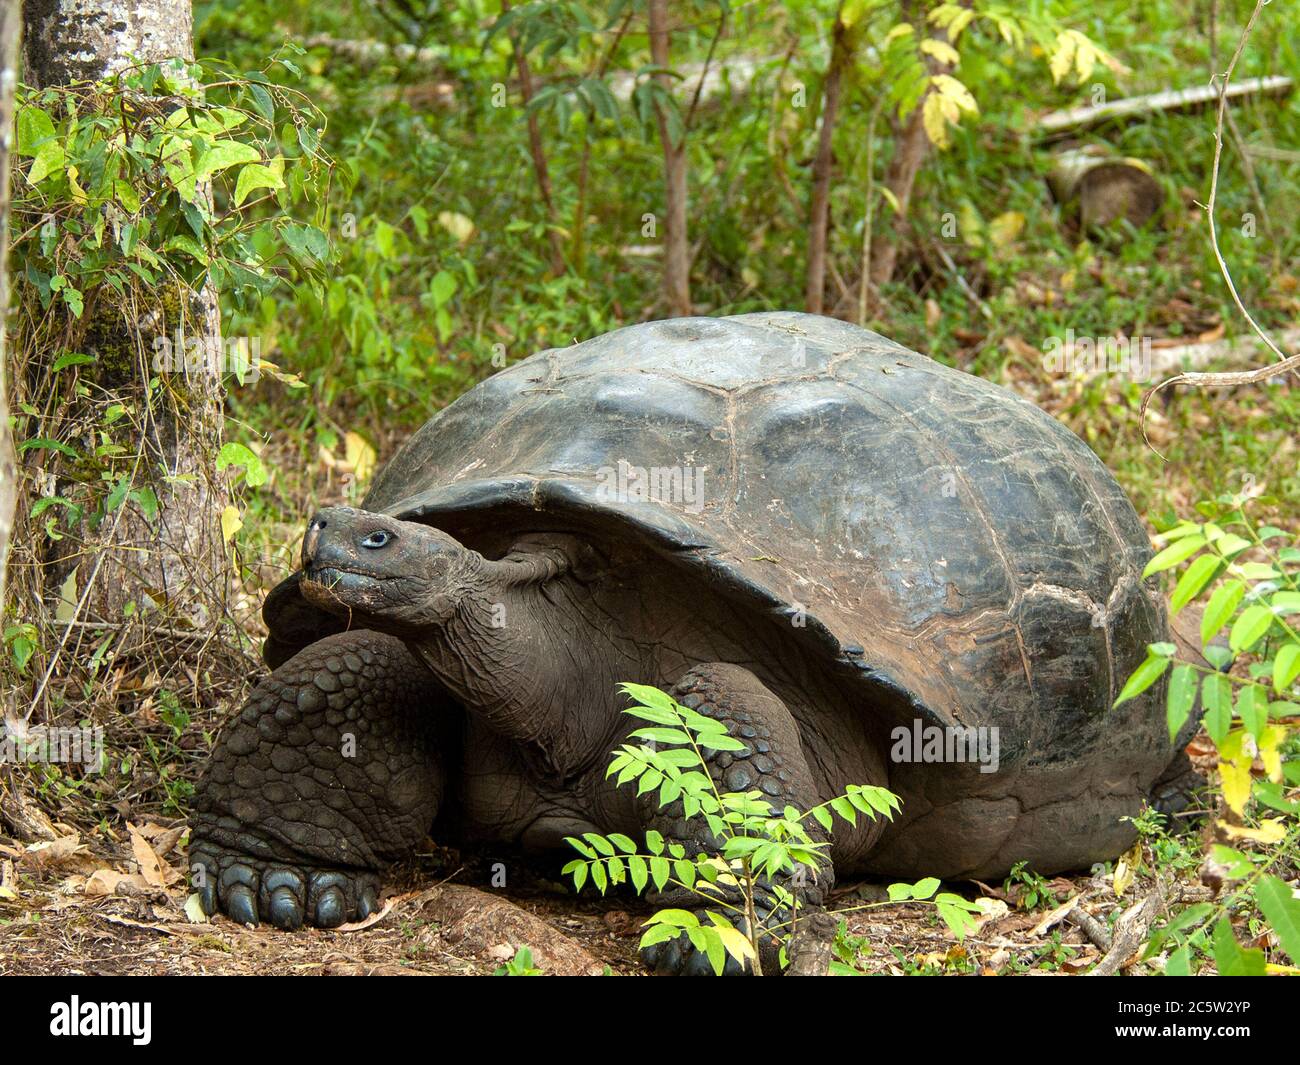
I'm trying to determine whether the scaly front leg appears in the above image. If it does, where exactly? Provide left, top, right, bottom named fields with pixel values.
left=189, top=631, right=451, bottom=928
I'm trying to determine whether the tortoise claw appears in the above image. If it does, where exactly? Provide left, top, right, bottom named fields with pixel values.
left=188, top=839, right=381, bottom=931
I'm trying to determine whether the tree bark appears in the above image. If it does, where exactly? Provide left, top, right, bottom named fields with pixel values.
left=805, top=9, right=850, bottom=315
left=20, top=0, right=228, bottom=631
left=868, top=102, right=930, bottom=289
left=648, top=0, right=691, bottom=317
left=23, top=0, right=194, bottom=85
left=0, top=0, right=21, bottom=602
left=1, top=1, right=61, bottom=845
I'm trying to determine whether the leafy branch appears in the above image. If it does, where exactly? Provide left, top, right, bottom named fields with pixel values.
left=561, top=682, right=979, bottom=974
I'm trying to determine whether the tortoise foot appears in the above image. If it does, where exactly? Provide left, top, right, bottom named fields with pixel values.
left=1150, top=759, right=1207, bottom=827
left=189, top=841, right=380, bottom=929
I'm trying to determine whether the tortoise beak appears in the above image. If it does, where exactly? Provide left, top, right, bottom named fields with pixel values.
left=302, top=515, right=325, bottom=567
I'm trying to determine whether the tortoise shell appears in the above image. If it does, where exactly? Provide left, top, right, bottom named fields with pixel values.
left=275, top=312, right=1169, bottom=801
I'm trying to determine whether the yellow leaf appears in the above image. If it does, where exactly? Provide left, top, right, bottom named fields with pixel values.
left=883, top=23, right=915, bottom=44
left=921, top=39, right=961, bottom=67
left=1259, top=725, right=1287, bottom=781
left=1072, top=33, right=1098, bottom=83
left=928, top=3, right=975, bottom=40
left=220, top=505, right=243, bottom=544
left=959, top=201, right=983, bottom=247
left=1217, top=819, right=1286, bottom=844
left=921, top=76, right=977, bottom=150
left=1219, top=755, right=1253, bottom=816
left=841, top=0, right=870, bottom=29
left=922, top=93, right=951, bottom=149
left=714, top=925, right=756, bottom=964
left=55, top=567, right=79, bottom=624
left=184, top=892, right=209, bottom=923
left=67, top=165, right=87, bottom=204
left=988, top=211, right=1025, bottom=249
left=1113, top=841, right=1140, bottom=897
left=437, top=210, right=475, bottom=244
left=345, top=431, right=377, bottom=484
left=1049, top=31, right=1077, bottom=85
left=932, top=74, right=978, bottom=114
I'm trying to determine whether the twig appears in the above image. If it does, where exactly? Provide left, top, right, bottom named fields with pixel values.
left=1087, top=883, right=1172, bottom=976
left=571, top=10, right=633, bottom=274
left=683, top=3, right=727, bottom=132
left=1066, top=904, right=1113, bottom=952
left=501, top=0, right=566, bottom=275
left=857, top=88, right=888, bottom=324
left=1140, top=0, right=1297, bottom=452
left=1036, top=74, right=1292, bottom=136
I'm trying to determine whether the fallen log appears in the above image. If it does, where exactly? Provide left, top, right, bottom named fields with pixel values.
left=1046, top=145, right=1163, bottom=229
left=1038, top=75, right=1293, bottom=137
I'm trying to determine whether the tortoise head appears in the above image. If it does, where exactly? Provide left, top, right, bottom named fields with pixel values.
left=298, top=506, right=483, bottom=630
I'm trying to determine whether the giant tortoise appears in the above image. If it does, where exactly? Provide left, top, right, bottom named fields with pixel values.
left=190, top=312, right=1191, bottom=973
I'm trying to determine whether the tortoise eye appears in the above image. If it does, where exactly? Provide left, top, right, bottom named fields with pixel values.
left=361, top=530, right=392, bottom=549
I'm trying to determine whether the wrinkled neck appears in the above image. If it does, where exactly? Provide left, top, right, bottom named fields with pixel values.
left=412, top=548, right=628, bottom=778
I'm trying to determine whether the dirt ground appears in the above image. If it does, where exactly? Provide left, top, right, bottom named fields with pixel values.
left=0, top=820, right=1207, bottom=976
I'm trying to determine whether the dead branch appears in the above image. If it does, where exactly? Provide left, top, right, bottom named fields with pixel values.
left=786, top=908, right=837, bottom=976
left=1037, top=74, right=1291, bottom=137
left=1087, top=883, right=1170, bottom=976
left=1067, top=905, right=1114, bottom=952
left=1140, top=0, right=1297, bottom=451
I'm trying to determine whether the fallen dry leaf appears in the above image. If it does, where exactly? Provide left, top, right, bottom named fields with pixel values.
left=970, top=897, right=1010, bottom=932
left=19, top=834, right=83, bottom=871
left=0, top=857, right=17, bottom=899
left=128, top=823, right=173, bottom=889
left=84, top=868, right=151, bottom=897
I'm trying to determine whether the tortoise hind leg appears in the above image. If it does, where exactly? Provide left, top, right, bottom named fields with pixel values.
left=1150, top=748, right=1207, bottom=825
left=1150, top=682, right=1207, bottom=826
left=636, top=663, right=834, bottom=976
left=189, top=631, right=453, bottom=929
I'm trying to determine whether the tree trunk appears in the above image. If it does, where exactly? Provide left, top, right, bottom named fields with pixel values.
left=0, top=0, right=21, bottom=601
left=23, top=0, right=194, bottom=84
left=805, top=9, right=850, bottom=315
left=0, top=1, right=62, bottom=844
left=868, top=103, right=930, bottom=289
left=648, top=0, right=691, bottom=317
left=20, top=0, right=227, bottom=631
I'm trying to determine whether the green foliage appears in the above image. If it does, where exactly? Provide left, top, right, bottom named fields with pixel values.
left=1123, top=498, right=1300, bottom=975
left=6, top=49, right=334, bottom=595
left=1002, top=860, right=1059, bottom=911
left=492, top=946, right=543, bottom=975
left=562, top=682, right=977, bottom=974
left=12, top=50, right=331, bottom=329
